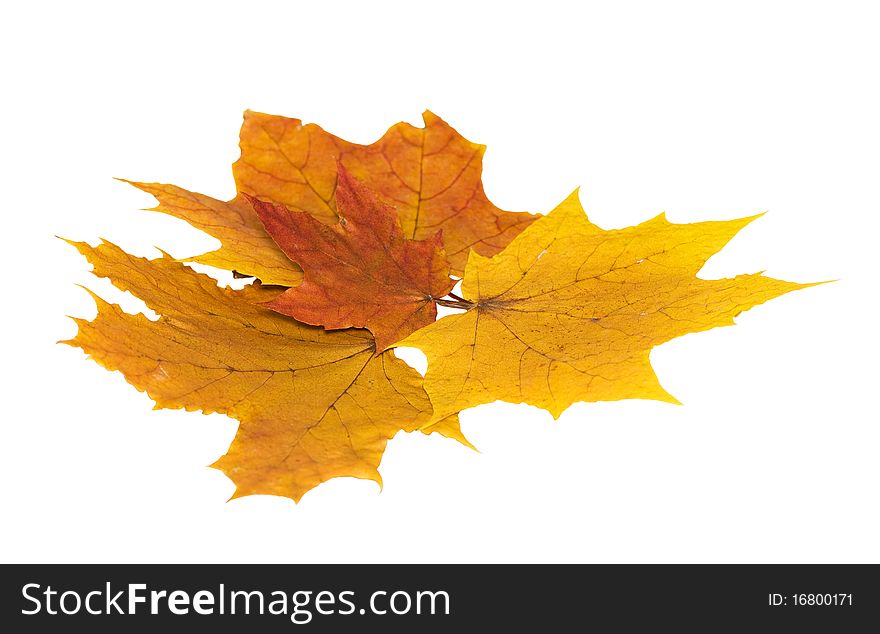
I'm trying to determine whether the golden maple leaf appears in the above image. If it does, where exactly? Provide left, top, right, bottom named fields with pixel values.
left=62, top=240, right=466, bottom=501
left=127, top=110, right=535, bottom=283
left=398, top=191, right=819, bottom=421
left=120, top=180, right=303, bottom=287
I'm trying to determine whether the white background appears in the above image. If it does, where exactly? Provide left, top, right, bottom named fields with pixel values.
left=2, top=1, right=878, bottom=563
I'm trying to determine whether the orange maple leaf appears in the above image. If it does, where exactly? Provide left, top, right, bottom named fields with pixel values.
left=236, top=110, right=536, bottom=274
left=62, top=240, right=471, bottom=501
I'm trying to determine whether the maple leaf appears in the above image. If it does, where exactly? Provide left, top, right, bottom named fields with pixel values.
left=398, top=191, right=818, bottom=421
left=234, top=110, right=536, bottom=274
left=62, top=240, right=467, bottom=502
left=123, top=180, right=303, bottom=287
left=250, top=166, right=455, bottom=351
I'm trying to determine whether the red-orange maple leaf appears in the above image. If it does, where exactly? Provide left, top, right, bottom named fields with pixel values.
left=251, top=166, right=455, bottom=350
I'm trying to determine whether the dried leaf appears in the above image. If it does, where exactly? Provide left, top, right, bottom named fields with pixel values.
left=63, top=240, right=443, bottom=501
left=251, top=166, right=455, bottom=351
left=235, top=110, right=536, bottom=274
left=123, top=180, right=303, bottom=287
left=399, top=191, right=817, bottom=421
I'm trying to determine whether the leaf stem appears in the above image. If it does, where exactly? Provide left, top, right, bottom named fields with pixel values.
left=435, top=296, right=474, bottom=310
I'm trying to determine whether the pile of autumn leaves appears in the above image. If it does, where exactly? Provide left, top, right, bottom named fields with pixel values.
left=66, top=111, right=811, bottom=502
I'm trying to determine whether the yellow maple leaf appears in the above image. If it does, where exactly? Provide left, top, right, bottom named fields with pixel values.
left=62, top=240, right=464, bottom=501
left=122, top=181, right=303, bottom=287
left=398, top=191, right=819, bottom=421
